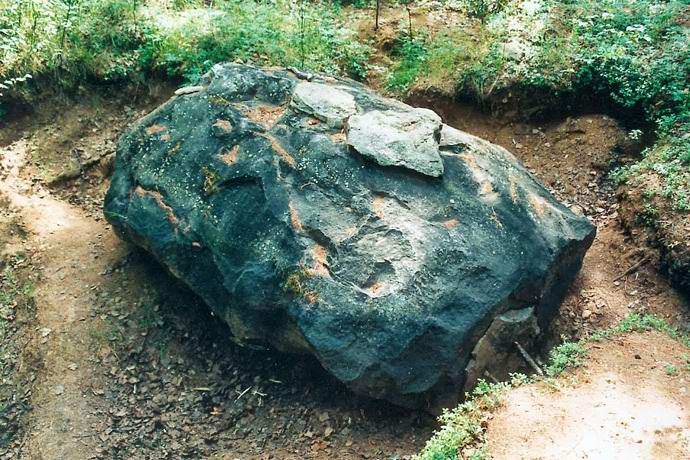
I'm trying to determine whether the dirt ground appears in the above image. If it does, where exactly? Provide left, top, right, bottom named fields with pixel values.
left=487, top=332, right=690, bottom=459
left=0, top=80, right=688, bottom=460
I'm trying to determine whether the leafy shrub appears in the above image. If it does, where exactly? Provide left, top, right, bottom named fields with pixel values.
left=463, top=0, right=508, bottom=21
left=386, top=34, right=427, bottom=93
left=545, top=340, right=587, bottom=377
left=0, top=0, right=153, bottom=92
left=415, top=374, right=529, bottom=460
left=0, top=0, right=371, bottom=100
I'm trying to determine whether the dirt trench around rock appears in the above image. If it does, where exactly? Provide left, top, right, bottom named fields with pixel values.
left=0, top=113, right=134, bottom=458
left=0, top=87, right=688, bottom=459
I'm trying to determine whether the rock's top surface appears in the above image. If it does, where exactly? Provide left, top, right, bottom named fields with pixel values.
left=104, top=64, right=595, bottom=408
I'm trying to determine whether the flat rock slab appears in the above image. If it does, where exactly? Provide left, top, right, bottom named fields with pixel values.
left=291, top=82, right=357, bottom=128
left=346, top=108, right=445, bottom=177
left=105, top=64, right=595, bottom=408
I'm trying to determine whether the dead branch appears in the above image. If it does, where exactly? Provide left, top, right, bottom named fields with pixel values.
left=515, top=341, right=544, bottom=376
left=613, top=255, right=651, bottom=283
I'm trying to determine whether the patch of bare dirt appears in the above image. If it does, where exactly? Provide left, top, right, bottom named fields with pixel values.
left=0, top=192, right=38, bottom=456
left=487, top=331, right=690, bottom=459
left=0, top=84, right=172, bottom=218
left=1, top=113, right=125, bottom=459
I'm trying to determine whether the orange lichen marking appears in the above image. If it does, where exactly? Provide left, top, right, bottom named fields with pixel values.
left=330, top=131, right=346, bottom=143
left=479, top=181, right=494, bottom=196
left=304, top=291, right=319, bottom=304
left=259, top=133, right=296, bottom=168
left=134, top=186, right=178, bottom=226
left=309, top=244, right=331, bottom=278
left=442, top=218, right=460, bottom=229
left=458, top=152, right=499, bottom=203
left=219, top=145, right=240, bottom=165
left=212, top=119, right=233, bottom=133
left=160, top=133, right=171, bottom=142
left=145, top=124, right=167, bottom=136
left=243, top=104, right=285, bottom=127
left=372, top=194, right=386, bottom=219
left=288, top=201, right=303, bottom=232
left=343, top=226, right=358, bottom=239
left=490, top=209, right=504, bottom=228
left=509, top=173, right=519, bottom=204
left=366, top=281, right=384, bottom=296
left=528, top=192, right=547, bottom=218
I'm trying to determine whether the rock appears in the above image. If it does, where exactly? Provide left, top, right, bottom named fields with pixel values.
left=347, top=108, right=444, bottom=177
left=174, top=85, right=204, bottom=96
left=291, top=82, right=357, bottom=128
left=440, top=123, right=475, bottom=147
left=104, top=64, right=595, bottom=408
left=463, top=307, right=540, bottom=394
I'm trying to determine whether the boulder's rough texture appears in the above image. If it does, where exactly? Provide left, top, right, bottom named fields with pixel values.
left=104, top=64, right=595, bottom=408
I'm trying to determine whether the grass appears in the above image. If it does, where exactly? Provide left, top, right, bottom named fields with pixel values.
left=415, top=313, right=690, bottom=459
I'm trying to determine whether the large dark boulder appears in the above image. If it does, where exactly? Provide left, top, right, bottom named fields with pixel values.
left=104, top=64, right=595, bottom=408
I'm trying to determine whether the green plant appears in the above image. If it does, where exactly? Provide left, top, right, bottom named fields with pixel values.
left=386, top=33, right=427, bottom=93
left=0, top=0, right=371, bottom=99
left=545, top=340, right=587, bottom=377
left=463, top=0, right=507, bottom=21
left=664, top=364, right=677, bottom=376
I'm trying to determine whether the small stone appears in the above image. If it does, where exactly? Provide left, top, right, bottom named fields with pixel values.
left=582, top=309, right=592, bottom=319
left=174, top=85, right=204, bottom=96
